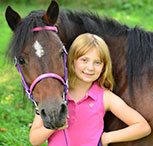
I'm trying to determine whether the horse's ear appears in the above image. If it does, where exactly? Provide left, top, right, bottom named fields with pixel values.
left=43, top=0, right=59, bottom=25
left=5, top=6, right=21, bottom=31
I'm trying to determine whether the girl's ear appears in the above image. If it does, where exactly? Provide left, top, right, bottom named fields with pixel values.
left=43, top=0, right=59, bottom=25
left=5, top=6, right=21, bottom=31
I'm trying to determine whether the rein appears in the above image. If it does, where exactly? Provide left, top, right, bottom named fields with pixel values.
left=14, top=26, right=68, bottom=112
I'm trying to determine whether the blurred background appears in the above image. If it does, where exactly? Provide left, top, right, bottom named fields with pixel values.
left=0, top=0, right=153, bottom=145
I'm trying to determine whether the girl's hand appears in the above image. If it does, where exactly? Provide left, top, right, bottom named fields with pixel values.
left=101, top=132, right=110, bottom=146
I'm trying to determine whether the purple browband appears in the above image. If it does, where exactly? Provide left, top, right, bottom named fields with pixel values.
left=32, top=26, right=58, bottom=32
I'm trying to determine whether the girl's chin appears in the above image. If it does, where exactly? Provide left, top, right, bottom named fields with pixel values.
left=81, top=77, right=94, bottom=83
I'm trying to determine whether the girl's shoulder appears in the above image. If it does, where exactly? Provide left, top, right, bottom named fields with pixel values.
left=103, top=88, right=112, bottom=111
left=103, top=89, right=123, bottom=111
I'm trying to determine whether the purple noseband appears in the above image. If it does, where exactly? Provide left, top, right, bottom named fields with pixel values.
left=30, top=73, right=65, bottom=93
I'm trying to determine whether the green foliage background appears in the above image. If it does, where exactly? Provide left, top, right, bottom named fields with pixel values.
left=0, top=0, right=153, bottom=145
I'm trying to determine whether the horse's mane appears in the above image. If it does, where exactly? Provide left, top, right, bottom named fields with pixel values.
left=6, top=10, right=50, bottom=60
left=58, top=10, right=129, bottom=48
left=127, top=28, right=153, bottom=88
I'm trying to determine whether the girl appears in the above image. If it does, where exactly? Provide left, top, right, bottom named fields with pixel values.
left=29, top=33, right=151, bottom=146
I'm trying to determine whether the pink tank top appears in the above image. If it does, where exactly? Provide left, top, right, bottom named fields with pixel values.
left=48, top=82, right=105, bottom=146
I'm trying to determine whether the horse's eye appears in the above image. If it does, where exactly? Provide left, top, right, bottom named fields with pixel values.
left=59, top=49, right=64, bottom=57
left=18, top=56, right=25, bottom=64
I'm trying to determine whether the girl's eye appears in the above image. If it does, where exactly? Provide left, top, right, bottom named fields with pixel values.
left=81, top=58, right=88, bottom=63
left=95, top=61, right=102, bottom=65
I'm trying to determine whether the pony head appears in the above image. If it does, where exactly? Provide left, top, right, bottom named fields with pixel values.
left=5, top=0, right=68, bottom=129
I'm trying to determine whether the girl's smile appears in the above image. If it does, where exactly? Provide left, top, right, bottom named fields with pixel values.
left=74, top=48, right=103, bottom=84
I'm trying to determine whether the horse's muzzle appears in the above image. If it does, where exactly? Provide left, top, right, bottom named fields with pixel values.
left=40, top=102, right=68, bottom=129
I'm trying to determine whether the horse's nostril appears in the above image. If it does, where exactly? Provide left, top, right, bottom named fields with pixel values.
left=41, top=108, right=47, bottom=119
left=60, top=103, right=67, bottom=115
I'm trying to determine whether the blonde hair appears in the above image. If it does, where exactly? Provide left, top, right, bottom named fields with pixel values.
left=68, top=33, right=115, bottom=90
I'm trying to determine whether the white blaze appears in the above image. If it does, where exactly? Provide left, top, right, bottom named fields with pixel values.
left=33, top=40, right=45, bottom=58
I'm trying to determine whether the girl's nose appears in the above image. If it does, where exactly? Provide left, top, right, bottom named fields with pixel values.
left=87, top=62, right=94, bottom=70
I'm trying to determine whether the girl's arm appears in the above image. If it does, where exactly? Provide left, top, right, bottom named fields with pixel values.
left=29, top=114, right=55, bottom=146
left=102, top=90, right=151, bottom=146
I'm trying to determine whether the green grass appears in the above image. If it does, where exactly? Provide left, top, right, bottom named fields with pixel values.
left=0, top=1, right=153, bottom=145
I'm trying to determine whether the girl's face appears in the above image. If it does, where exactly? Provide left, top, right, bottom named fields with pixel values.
left=74, top=48, right=104, bottom=85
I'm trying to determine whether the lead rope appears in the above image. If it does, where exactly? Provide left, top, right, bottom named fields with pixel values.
left=63, top=130, right=69, bottom=146
left=62, top=45, right=69, bottom=146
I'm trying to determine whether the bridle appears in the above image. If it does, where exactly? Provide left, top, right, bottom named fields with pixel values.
left=14, top=25, right=69, bottom=146
left=14, top=25, right=68, bottom=114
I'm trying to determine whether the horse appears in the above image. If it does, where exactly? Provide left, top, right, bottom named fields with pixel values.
left=5, top=0, right=153, bottom=145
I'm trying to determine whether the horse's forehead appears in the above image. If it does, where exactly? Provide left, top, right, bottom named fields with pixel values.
left=31, top=34, right=62, bottom=59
